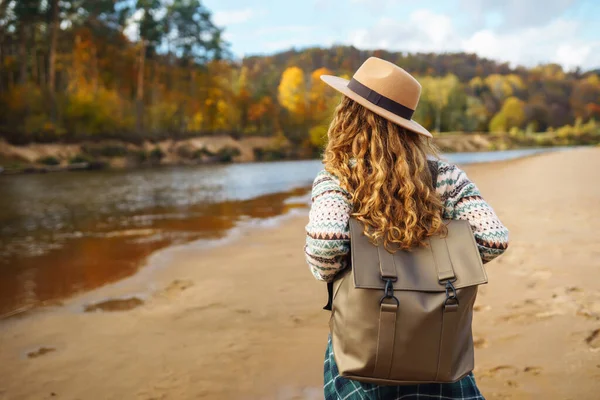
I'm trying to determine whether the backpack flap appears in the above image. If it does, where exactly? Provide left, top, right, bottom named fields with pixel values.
left=349, top=218, right=487, bottom=292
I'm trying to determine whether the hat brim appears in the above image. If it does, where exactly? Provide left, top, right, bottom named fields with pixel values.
left=320, top=75, right=433, bottom=138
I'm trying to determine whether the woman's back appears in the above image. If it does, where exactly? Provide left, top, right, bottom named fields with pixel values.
left=305, top=57, right=509, bottom=399
left=306, top=159, right=509, bottom=400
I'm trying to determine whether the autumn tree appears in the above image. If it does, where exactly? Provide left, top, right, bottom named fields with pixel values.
left=248, top=96, right=276, bottom=134
left=307, top=67, right=338, bottom=149
left=308, top=67, right=333, bottom=116
left=465, top=96, right=489, bottom=132
left=278, top=66, right=306, bottom=116
left=0, top=0, right=44, bottom=87
left=277, top=66, right=309, bottom=144
left=131, top=0, right=161, bottom=133
left=484, top=74, right=514, bottom=103
left=443, top=86, right=469, bottom=132
left=524, top=99, right=550, bottom=132
left=14, top=0, right=42, bottom=84
left=47, top=0, right=59, bottom=122
left=0, top=0, right=11, bottom=92
left=570, top=75, right=600, bottom=120
left=489, top=96, right=526, bottom=133
left=420, top=74, right=459, bottom=132
left=203, top=60, right=237, bottom=131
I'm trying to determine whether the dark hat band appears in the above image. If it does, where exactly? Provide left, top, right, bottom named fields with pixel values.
left=347, top=78, right=415, bottom=120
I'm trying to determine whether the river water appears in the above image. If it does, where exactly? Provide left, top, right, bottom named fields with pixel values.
left=0, top=147, right=569, bottom=317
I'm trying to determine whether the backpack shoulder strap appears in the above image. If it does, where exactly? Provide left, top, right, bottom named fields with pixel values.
left=324, top=281, right=334, bottom=311
left=427, top=159, right=439, bottom=189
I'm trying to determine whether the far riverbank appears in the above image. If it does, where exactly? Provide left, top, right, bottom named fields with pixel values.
left=1, top=127, right=598, bottom=174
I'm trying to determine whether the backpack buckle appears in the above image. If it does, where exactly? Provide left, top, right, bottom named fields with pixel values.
left=384, top=279, right=394, bottom=297
left=443, top=280, right=459, bottom=306
left=380, top=278, right=399, bottom=306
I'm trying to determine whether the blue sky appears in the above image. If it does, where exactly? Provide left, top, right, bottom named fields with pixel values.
left=203, top=0, right=600, bottom=71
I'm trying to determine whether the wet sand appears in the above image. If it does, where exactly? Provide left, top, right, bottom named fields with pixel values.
left=1, top=147, right=599, bottom=400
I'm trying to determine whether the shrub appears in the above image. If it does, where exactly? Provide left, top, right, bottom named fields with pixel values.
left=130, top=150, right=148, bottom=163
left=63, top=86, right=134, bottom=138
left=37, top=156, right=60, bottom=166
left=216, top=146, right=241, bottom=163
left=253, top=147, right=286, bottom=161
left=0, top=84, right=50, bottom=144
left=149, top=147, right=164, bottom=162
left=508, top=126, right=522, bottom=137
left=194, top=147, right=215, bottom=159
left=69, top=154, right=94, bottom=164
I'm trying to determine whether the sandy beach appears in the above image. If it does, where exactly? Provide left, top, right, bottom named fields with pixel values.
left=1, top=147, right=599, bottom=400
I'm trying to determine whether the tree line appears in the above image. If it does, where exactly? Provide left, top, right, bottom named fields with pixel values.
left=0, top=0, right=598, bottom=149
left=0, top=0, right=226, bottom=144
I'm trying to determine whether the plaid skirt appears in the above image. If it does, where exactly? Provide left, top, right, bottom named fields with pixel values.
left=324, top=336, right=485, bottom=400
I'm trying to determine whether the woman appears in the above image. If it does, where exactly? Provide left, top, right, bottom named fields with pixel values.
left=304, top=57, right=509, bottom=399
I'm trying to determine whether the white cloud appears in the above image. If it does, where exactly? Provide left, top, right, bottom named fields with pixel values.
left=346, top=9, right=599, bottom=70
left=349, top=9, right=461, bottom=53
left=460, top=0, right=576, bottom=30
left=213, top=8, right=260, bottom=26
left=462, top=18, right=600, bottom=70
left=555, top=43, right=597, bottom=71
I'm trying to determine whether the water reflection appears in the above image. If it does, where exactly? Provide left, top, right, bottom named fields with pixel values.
left=0, top=160, right=322, bottom=317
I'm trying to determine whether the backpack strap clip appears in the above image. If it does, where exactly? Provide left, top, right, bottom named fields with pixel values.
left=444, top=280, right=459, bottom=307
left=380, top=279, right=400, bottom=306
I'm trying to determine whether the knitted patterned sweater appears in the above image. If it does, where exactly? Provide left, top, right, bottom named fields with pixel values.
left=304, top=160, right=509, bottom=282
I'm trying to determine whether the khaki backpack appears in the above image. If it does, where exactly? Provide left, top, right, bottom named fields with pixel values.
left=328, top=165, right=488, bottom=385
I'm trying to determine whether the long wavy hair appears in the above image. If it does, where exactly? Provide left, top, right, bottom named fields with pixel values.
left=323, top=96, right=447, bottom=251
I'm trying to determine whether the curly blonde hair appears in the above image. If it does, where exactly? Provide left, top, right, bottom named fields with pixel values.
left=323, top=96, right=446, bottom=251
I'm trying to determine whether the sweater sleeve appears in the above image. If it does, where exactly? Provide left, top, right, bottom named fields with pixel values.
left=304, top=170, right=352, bottom=282
left=436, top=161, right=509, bottom=263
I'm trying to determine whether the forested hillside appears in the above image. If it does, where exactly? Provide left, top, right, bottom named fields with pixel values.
left=0, top=0, right=598, bottom=150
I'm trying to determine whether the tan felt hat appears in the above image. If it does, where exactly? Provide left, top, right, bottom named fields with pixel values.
left=321, top=57, right=432, bottom=138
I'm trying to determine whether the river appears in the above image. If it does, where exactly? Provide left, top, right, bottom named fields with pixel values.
left=0, top=147, right=570, bottom=317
